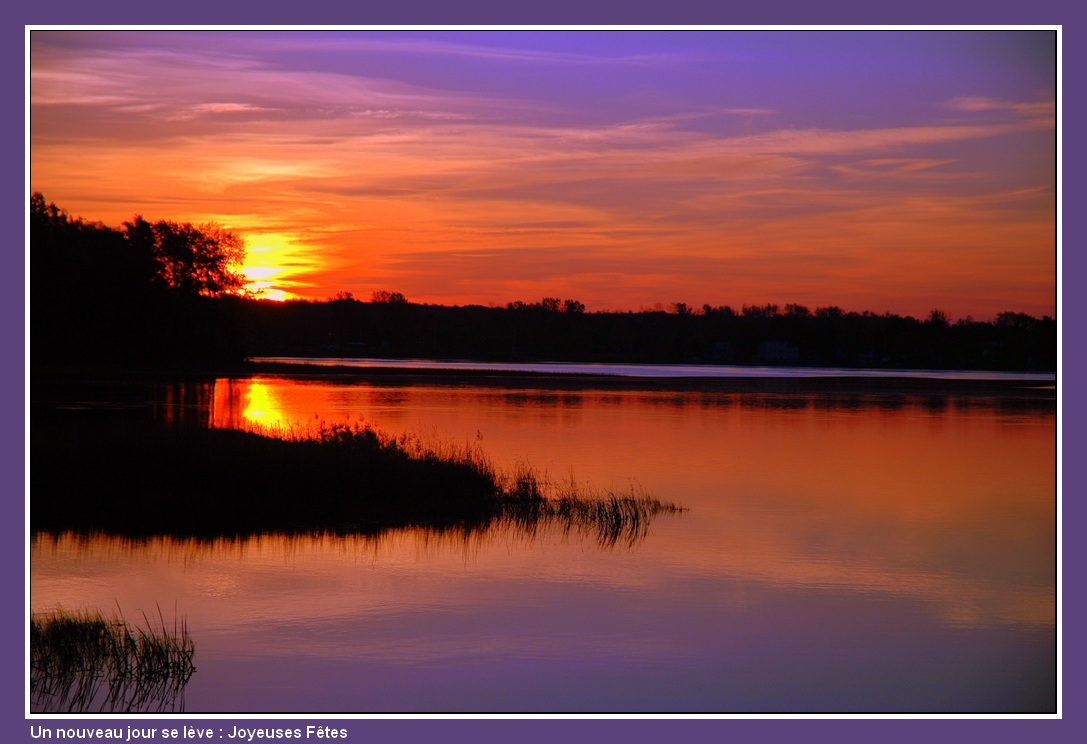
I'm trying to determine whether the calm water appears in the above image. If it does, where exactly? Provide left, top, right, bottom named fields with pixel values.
left=30, top=371, right=1057, bottom=712
left=248, top=356, right=1059, bottom=382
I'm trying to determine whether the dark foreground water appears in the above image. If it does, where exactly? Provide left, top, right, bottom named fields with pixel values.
left=30, top=368, right=1057, bottom=712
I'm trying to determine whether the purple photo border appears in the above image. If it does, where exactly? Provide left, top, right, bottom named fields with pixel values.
left=8, top=1, right=1073, bottom=742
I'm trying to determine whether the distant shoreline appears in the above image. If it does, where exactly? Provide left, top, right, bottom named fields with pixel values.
left=238, top=357, right=1057, bottom=399
left=247, top=355, right=1056, bottom=381
left=30, top=356, right=1058, bottom=402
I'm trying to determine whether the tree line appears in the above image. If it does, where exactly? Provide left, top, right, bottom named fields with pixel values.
left=253, top=295, right=1055, bottom=372
left=30, top=194, right=1056, bottom=373
left=32, top=193, right=249, bottom=368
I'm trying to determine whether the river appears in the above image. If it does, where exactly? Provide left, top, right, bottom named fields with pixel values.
left=30, top=363, right=1057, bottom=712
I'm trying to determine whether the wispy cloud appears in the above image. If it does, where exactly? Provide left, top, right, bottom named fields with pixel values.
left=227, top=31, right=693, bottom=68
left=946, top=95, right=1055, bottom=118
left=29, top=31, right=1056, bottom=319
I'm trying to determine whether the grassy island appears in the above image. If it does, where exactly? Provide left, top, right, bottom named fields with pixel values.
left=32, top=415, right=684, bottom=547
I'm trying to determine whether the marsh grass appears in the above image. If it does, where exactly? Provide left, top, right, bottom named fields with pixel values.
left=30, top=607, right=195, bottom=713
left=32, top=415, right=684, bottom=547
left=491, top=466, right=683, bottom=548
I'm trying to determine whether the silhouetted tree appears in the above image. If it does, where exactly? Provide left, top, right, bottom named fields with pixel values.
left=371, top=290, right=408, bottom=304
left=995, top=311, right=1038, bottom=330
left=926, top=309, right=951, bottom=327
left=742, top=303, right=779, bottom=319
left=32, top=194, right=251, bottom=369
left=123, top=216, right=246, bottom=297
left=702, top=304, right=736, bottom=318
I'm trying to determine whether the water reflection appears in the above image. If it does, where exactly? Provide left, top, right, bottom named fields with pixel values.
left=31, top=373, right=1056, bottom=711
left=139, top=377, right=1052, bottom=436
left=33, top=511, right=1053, bottom=633
left=37, top=374, right=1055, bottom=430
left=30, top=506, right=1055, bottom=712
left=31, top=606, right=195, bottom=713
left=38, top=378, right=1056, bottom=618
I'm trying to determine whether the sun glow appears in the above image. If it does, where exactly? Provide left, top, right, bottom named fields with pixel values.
left=239, top=233, right=315, bottom=302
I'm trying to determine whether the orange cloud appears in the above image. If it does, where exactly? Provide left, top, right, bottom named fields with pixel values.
left=29, top=31, right=1056, bottom=319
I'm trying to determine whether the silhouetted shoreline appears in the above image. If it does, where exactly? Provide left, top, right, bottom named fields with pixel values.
left=33, top=193, right=1056, bottom=377
left=237, top=358, right=1056, bottom=400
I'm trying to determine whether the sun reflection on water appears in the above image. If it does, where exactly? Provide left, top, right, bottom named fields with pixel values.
left=241, top=381, right=279, bottom=426
left=209, top=379, right=295, bottom=434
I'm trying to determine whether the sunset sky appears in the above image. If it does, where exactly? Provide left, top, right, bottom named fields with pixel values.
left=29, top=29, right=1057, bottom=319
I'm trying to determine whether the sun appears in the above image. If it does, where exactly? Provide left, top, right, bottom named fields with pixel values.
left=238, top=233, right=309, bottom=302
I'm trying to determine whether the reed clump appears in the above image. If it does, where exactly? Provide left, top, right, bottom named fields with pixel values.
left=30, top=607, right=195, bottom=713
left=492, top=467, right=684, bottom=548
